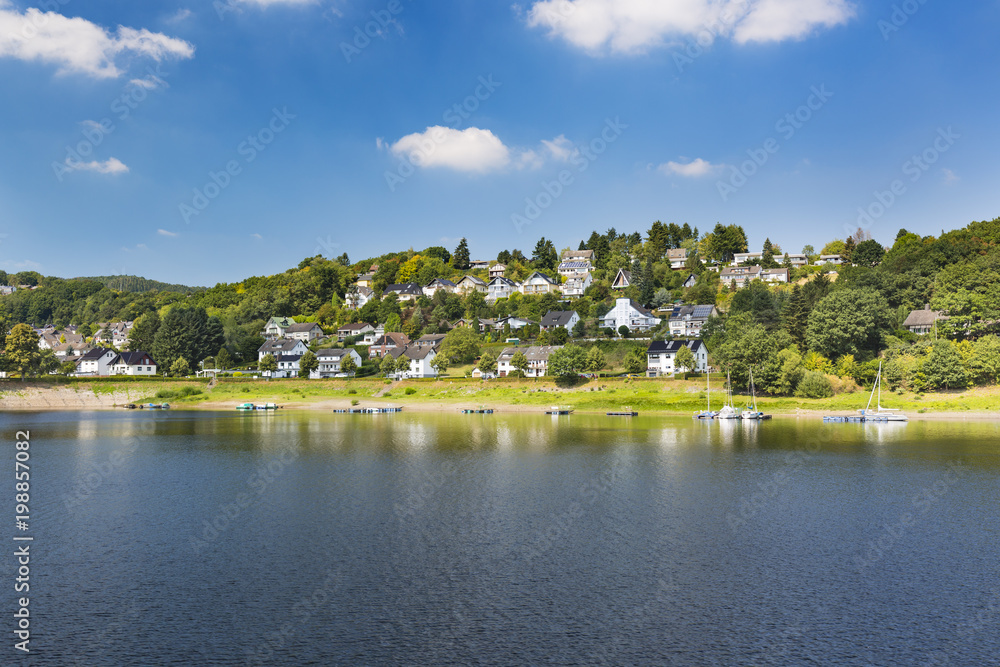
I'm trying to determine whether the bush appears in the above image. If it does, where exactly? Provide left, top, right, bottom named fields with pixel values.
left=795, top=371, right=834, bottom=399
left=348, top=388, right=357, bottom=395
left=404, top=387, right=416, bottom=395
left=351, top=399, right=359, bottom=406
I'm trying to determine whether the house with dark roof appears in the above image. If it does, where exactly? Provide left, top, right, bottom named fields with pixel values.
left=390, top=345, right=438, bottom=378
left=258, top=338, right=309, bottom=361
left=455, top=275, right=488, bottom=294
left=336, top=322, right=375, bottom=341
left=346, top=285, right=374, bottom=310
left=557, top=259, right=592, bottom=276
left=720, top=265, right=762, bottom=288
left=487, top=276, right=520, bottom=302
left=903, top=305, right=948, bottom=335
left=666, top=305, right=718, bottom=338
left=384, top=283, right=423, bottom=302
left=110, top=351, right=157, bottom=376
left=489, top=264, right=506, bottom=279
left=413, top=334, right=447, bottom=350
left=601, top=298, right=660, bottom=333
left=368, top=332, right=410, bottom=359
left=646, top=339, right=708, bottom=377
left=423, top=278, right=458, bottom=298
left=562, top=271, right=592, bottom=298
left=540, top=310, right=580, bottom=331
left=76, top=348, right=119, bottom=376
left=274, top=354, right=303, bottom=378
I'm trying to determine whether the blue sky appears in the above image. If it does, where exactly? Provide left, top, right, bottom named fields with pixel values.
left=1, top=0, right=998, bottom=286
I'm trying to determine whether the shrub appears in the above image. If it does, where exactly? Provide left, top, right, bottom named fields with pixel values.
left=348, top=388, right=357, bottom=395
left=795, top=371, right=834, bottom=398
left=233, top=372, right=243, bottom=377
left=351, top=399, right=359, bottom=406
left=405, top=387, right=416, bottom=395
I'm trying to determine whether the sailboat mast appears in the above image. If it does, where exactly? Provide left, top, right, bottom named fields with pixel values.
left=865, top=362, right=880, bottom=413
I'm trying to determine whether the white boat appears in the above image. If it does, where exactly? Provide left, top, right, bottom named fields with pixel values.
left=716, top=371, right=741, bottom=420
left=742, top=368, right=769, bottom=420
left=858, top=361, right=908, bottom=422
left=694, top=368, right=717, bottom=419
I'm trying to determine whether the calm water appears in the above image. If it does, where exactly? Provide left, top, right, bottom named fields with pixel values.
left=3, top=411, right=1000, bottom=666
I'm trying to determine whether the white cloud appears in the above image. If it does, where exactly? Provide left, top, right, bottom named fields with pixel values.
left=235, top=0, right=319, bottom=7
left=942, top=168, right=959, bottom=184
left=526, top=0, right=854, bottom=54
left=659, top=158, right=723, bottom=177
left=0, top=3, right=194, bottom=78
left=541, top=135, right=575, bottom=161
left=65, top=157, right=129, bottom=175
left=251, top=233, right=263, bottom=240
left=157, top=229, right=178, bottom=237
left=389, top=126, right=513, bottom=173
left=165, top=9, right=193, bottom=24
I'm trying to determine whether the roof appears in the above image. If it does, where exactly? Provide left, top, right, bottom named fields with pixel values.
left=666, top=248, right=688, bottom=259
left=114, top=351, right=156, bottom=366
left=286, top=322, right=322, bottom=333
left=490, top=263, right=507, bottom=270
left=457, top=275, right=487, bottom=286
left=647, top=339, right=705, bottom=354
left=338, top=322, right=374, bottom=332
left=277, top=354, right=303, bottom=363
left=488, top=277, right=518, bottom=287
left=903, top=308, right=946, bottom=327
left=384, top=283, right=423, bottom=296
left=628, top=299, right=655, bottom=317
left=372, top=332, right=410, bottom=347
left=426, top=278, right=458, bottom=287
left=668, top=305, right=715, bottom=321
left=762, top=268, right=789, bottom=276
left=524, top=271, right=558, bottom=284
left=613, top=269, right=632, bottom=285
left=540, top=311, right=578, bottom=327
left=80, top=348, right=116, bottom=360
left=415, top=334, right=446, bottom=346
left=720, top=265, right=762, bottom=277
left=524, top=345, right=561, bottom=362
left=562, top=249, right=595, bottom=260
left=404, top=346, right=435, bottom=360
left=316, top=348, right=354, bottom=360
left=259, top=339, right=306, bottom=352
left=558, top=261, right=591, bottom=270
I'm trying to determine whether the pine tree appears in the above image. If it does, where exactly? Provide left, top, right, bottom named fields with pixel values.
left=783, top=285, right=808, bottom=349
left=761, top=238, right=778, bottom=269
left=453, top=238, right=471, bottom=270
left=640, top=259, right=655, bottom=306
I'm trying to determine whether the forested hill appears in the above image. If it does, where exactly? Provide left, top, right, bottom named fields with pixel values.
left=77, top=275, right=204, bottom=294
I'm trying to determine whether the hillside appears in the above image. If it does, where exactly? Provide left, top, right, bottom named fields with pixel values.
left=77, top=275, right=204, bottom=294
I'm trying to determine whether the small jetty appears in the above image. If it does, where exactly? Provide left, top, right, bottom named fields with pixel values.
left=545, top=406, right=573, bottom=415
left=140, top=403, right=170, bottom=410
left=237, top=402, right=279, bottom=412
left=123, top=403, right=138, bottom=410
left=607, top=408, right=638, bottom=416
left=824, top=414, right=897, bottom=423
left=462, top=408, right=494, bottom=414
left=334, top=407, right=403, bottom=414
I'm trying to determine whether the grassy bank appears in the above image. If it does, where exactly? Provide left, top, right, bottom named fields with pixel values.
left=2, top=376, right=997, bottom=416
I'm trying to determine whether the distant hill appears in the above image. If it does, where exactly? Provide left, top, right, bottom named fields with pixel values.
left=78, top=275, right=205, bottom=293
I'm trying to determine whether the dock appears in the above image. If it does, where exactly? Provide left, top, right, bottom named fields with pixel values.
left=607, top=411, right=639, bottom=417
left=461, top=409, right=494, bottom=414
left=334, top=407, right=403, bottom=414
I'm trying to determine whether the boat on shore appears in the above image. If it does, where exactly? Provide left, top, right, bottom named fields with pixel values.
left=741, top=368, right=771, bottom=420
left=715, top=371, right=741, bottom=420
left=237, top=402, right=279, bottom=411
left=824, top=361, right=907, bottom=423
left=140, top=403, right=169, bottom=410
left=694, top=370, right=718, bottom=420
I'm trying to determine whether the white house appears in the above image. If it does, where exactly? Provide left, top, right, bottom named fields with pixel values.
left=258, top=338, right=308, bottom=362
left=337, top=323, right=375, bottom=341
left=455, top=275, right=488, bottom=294
left=540, top=310, right=580, bottom=331
left=312, top=348, right=363, bottom=378
left=520, top=271, right=560, bottom=295
left=368, top=332, right=410, bottom=359
left=274, top=354, right=302, bottom=378
left=76, top=348, right=119, bottom=376
left=489, top=264, right=506, bottom=279
left=345, top=286, right=374, bottom=310
left=732, top=252, right=763, bottom=266
left=646, top=340, right=709, bottom=377
left=423, top=278, right=458, bottom=298
left=666, top=305, right=717, bottom=338
left=761, top=268, right=789, bottom=284
left=783, top=254, right=809, bottom=268
left=611, top=269, right=632, bottom=290
left=666, top=248, right=688, bottom=270
left=815, top=255, right=844, bottom=265
left=285, top=322, right=324, bottom=342
left=401, top=346, right=438, bottom=379
left=558, top=259, right=592, bottom=276
left=109, top=351, right=157, bottom=376
left=262, top=316, right=296, bottom=340
left=601, top=298, right=660, bottom=333
left=383, top=283, right=423, bottom=302
left=562, top=271, right=592, bottom=298
left=496, top=345, right=561, bottom=378
left=487, top=277, right=520, bottom=302
left=719, top=265, right=762, bottom=288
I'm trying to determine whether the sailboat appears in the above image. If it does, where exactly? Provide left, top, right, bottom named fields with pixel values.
left=741, top=367, right=770, bottom=420
left=694, top=367, right=717, bottom=419
left=858, top=361, right=908, bottom=422
left=716, top=371, right=741, bottom=419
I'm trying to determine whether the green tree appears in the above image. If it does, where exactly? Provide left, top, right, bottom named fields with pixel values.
left=478, top=349, right=498, bottom=374
left=547, top=345, right=587, bottom=377
left=760, top=238, right=778, bottom=269
left=923, top=340, right=969, bottom=389
left=216, top=347, right=233, bottom=370
left=385, top=313, right=402, bottom=333
left=585, top=346, right=606, bottom=373
left=511, top=351, right=529, bottom=375
left=58, top=360, right=78, bottom=375
left=340, top=354, right=358, bottom=377
left=618, top=325, right=630, bottom=338
left=439, top=326, right=481, bottom=363
left=802, top=245, right=816, bottom=257
left=967, top=335, right=1000, bottom=385
left=532, top=237, right=559, bottom=272
left=571, top=318, right=587, bottom=338
left=380, top=354, right=397, bottom=377
left=259, top=354, right=277, bottom=373
left=806, top=289, right=891, bottom=360
left=299, top=350, right=318, bottom=378
left=453, top=238, right=471, bottom=270
left=821, top=239, right=846, bottom=257
left=624, top=347, right=646, bottom=374
left=170, top=357, right=191, bottom=377
left=152, top=305, right=219, bottom=371
left=395, top=353, right=412, bottom=376
left=675, top=345, right=696, bottom=373
left=430, top=354, right=449, bottom=376
left=774, top=347, right=805, bottom=395
left=795, top=371, right=834, bottom=398
left=852, top=239, right=885, bottom=268
left=5, top=324, right=40, bottom=380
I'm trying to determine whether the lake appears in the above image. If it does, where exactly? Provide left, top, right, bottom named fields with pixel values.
left=4, top=411, right=1000, bottom=665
